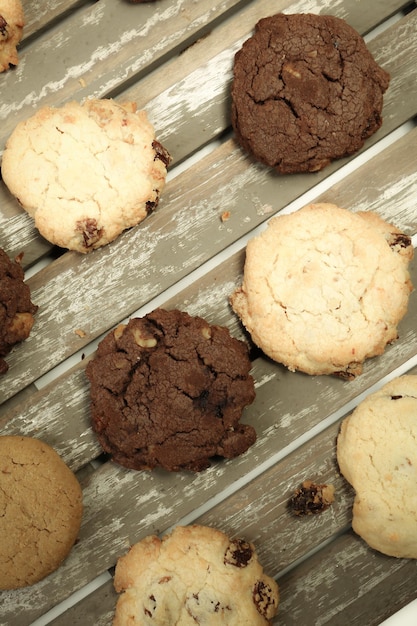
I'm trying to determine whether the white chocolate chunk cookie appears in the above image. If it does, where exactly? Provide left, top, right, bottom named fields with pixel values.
left=0, top=0, right=24, bottom=72
left=230, top=203, right=413, bottom=378
left=1, top=99, right=171, bottom=252
left=337, top=375, right=417, bottom=558
left=113, top=525, right=279, bottom=625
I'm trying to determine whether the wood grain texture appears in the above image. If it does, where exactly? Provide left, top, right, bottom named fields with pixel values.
left=1, top=0, right=417, bottom=624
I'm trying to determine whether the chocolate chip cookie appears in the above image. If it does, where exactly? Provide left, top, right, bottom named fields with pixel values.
left=113, top=525, right=279, bottom=625
left=231, top=13, right=390, bottom=173
left=0, top=248, right=37, bottom=374
left=1, top=99, right=171, bottom=253
left=86, top=308, right=256, bottom=471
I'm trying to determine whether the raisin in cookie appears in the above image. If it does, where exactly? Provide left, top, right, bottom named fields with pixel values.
left=0, top=0, right=24, bottom=72
left=0, top=436, right=83, bottom=589
left=230, top=203, right=413, bottom=379
left=337, top=375, right=417, bottom=558
left=86, top=308, right=256, bottom=471
left=113, top=525, right=279, bottom=625
left=1, top=99, right=171, bottom=253
left=0, top=248, right=37, bottom=374
left=231, top=13, right=390, bottom=173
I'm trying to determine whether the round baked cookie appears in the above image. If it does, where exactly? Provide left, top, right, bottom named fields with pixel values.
left=0, top=0, right=24, bottom=72
left=337, top=375, right=417, bottom=558
left=0, top=248, right=37, bottom=375
left=86, top=308, right=256, bottom=471
left=230, top=203, right=413, bottom=379
left=0, top=436, right=83, bottom=589
left=231, top=13, right=390, bottom=173
left=113, top=525, right=279, bottom=625
left=1, top=99, right=171, bottom=253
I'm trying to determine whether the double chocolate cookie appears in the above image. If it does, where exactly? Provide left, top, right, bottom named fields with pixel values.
left=0, top=248, right=37, bottom=374
left=231, top=13, right=390, bottom=173
left=86, top=308, right=256, bottom=471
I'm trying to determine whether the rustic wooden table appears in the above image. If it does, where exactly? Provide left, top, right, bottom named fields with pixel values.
left=1, top=1, right=417, bottom=624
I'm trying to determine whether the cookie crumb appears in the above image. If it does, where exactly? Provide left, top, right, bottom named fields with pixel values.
left=221, top=211, right=231, bottom=222
left=74, top=328, right=86, bottom=338
left=289, top=480, right=335, bottom=516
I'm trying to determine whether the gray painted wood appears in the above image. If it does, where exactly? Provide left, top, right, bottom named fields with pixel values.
left=1, top=0, right=417, bottom=624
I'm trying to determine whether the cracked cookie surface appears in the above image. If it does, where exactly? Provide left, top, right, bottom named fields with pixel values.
left=0, top=0, right=24, bottom=72
left=1, top=98, right=171, bottom=252
left=337, top=375, right=417, bottom=558
left=0, top=435, right=83, bottom=589
left=231, top=13, right=390, bottom=173
left=113, top=525, right=279, bottom=625
left=0, top=247, right=37, bottom=375
left=230, top=203, right=413, bottom=378
left=86, top=308, right=256, bottom=471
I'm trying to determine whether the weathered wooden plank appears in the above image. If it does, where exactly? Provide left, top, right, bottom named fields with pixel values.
left=276, top=531, right=417, bottom=625
left=0, top=0, right=252, bottom=148
left=2, top=6, right=416, bottom=269
left=1, top=3, right=417, bottom=626
left=1, top=249, right=416, bottom=623
left=21, top=0, right=92, bottom=40
left=41, top=363, right=417, bottom=626
left=1, top=113, right=417, bottom=406
left=0, top=1, right=412, bottom=265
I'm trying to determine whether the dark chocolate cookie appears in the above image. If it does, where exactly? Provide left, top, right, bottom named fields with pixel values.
left=231, top=13, right=390, bottom=173
left=0, top=249, right=37, bottom=374
left=86, top=308, right=256, bottom=471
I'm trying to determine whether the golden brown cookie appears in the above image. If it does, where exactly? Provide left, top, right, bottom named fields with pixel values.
left=113, top=525, right=279, bottom=625
left=1, top=99, right=171, bottom=253
left=230, top=203, right=413, bottom=378
left=337, top=375, right=417, bottom=558
left=0, top=436, right=83, bottom=589
left=0, top=0, right=24, bottom=72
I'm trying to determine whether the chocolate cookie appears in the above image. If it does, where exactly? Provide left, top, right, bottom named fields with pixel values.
left=1, top=99, right=171, bottom=253
left=231, top=13, right=390, bottom=173
left=0, top=436, right=83, bottom=589
left=230, top=203, right=413, bottom=378
left=0, top=0, right=24, bottom=72
left=0, top=248, right=37, bottom=374
left=113, top=525, right=279, bottom=625
left=337, top=375, right=417, bottom=558
left=86, top=308, right=256, bottom=471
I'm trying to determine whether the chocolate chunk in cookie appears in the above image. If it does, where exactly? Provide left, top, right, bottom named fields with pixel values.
left=0, top=248, right=37, bottom=374
left=113, top=525, right=279, bottom=625
left=86, top=308, right=256, bottom=471
left=231, top=13, right=390, bottom=173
